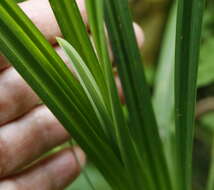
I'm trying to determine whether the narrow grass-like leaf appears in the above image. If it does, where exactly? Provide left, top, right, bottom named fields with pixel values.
left=57, top=38, right=116, bottom=148
left=49, top=0, right=101, bottom=75
left=85, top=1, right=154, bottom=188
left=85, top=0, right=120, bottom=146
left=0, top=1, right=129, bottom=188
left=153, top=3, right=176, bottom=140
left=153, top=3, right=177, bottom=189
left=104, top=0, right=172, bottom=189
left=48, top=0, right=118, bottom=147
left=175, top=0, right=205, bottom=189
left=49, top=0, right=109, bottom=108
left=85, top=0, right=105, bottom=65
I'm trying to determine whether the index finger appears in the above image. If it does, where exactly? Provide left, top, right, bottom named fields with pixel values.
left=0, top=0, right=87, bottom=71
left=19, top=0, right=87, bottom=45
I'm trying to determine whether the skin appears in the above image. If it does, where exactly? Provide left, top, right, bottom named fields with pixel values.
left=0, top=0, right=144, bottom=189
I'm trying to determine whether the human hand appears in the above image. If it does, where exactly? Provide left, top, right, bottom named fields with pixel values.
left=0, top=0, right=144, bottom=189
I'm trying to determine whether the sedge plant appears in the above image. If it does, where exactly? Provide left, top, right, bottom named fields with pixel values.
left=0, top=0, right=205, bottom=189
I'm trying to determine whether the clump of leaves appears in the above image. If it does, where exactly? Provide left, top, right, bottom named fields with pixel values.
left=0, top=0, right=205, bottom=189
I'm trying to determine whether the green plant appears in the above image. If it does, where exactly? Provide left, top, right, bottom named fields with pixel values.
left=0, top=0, right=205, bottom=189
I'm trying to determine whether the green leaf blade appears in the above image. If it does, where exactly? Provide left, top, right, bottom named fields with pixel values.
left=104, top=0, right=172, bottom=189
left=175, top=0, right=205, bottom=189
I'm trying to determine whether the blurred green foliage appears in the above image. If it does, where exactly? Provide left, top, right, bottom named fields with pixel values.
left=198, top=1, right=214, bottom=87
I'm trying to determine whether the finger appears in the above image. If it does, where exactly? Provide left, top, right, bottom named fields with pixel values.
left=0, top=0, right=87, bottom=72
left=0, top=105, right=70, bottom=178
left=0, top=43, right=80, bottom=125
left=19, top=0, right=87, bottom=45
left=0, top=43, right=74, bottom=125
left=0, top=67, right=40, bottom=125
left=0, top=147, right=85, bottom=190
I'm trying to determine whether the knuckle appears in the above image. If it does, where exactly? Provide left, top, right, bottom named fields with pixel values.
left=32, top=106, right=58, bottom=127
left=30, top=106, right=63, bottom=142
